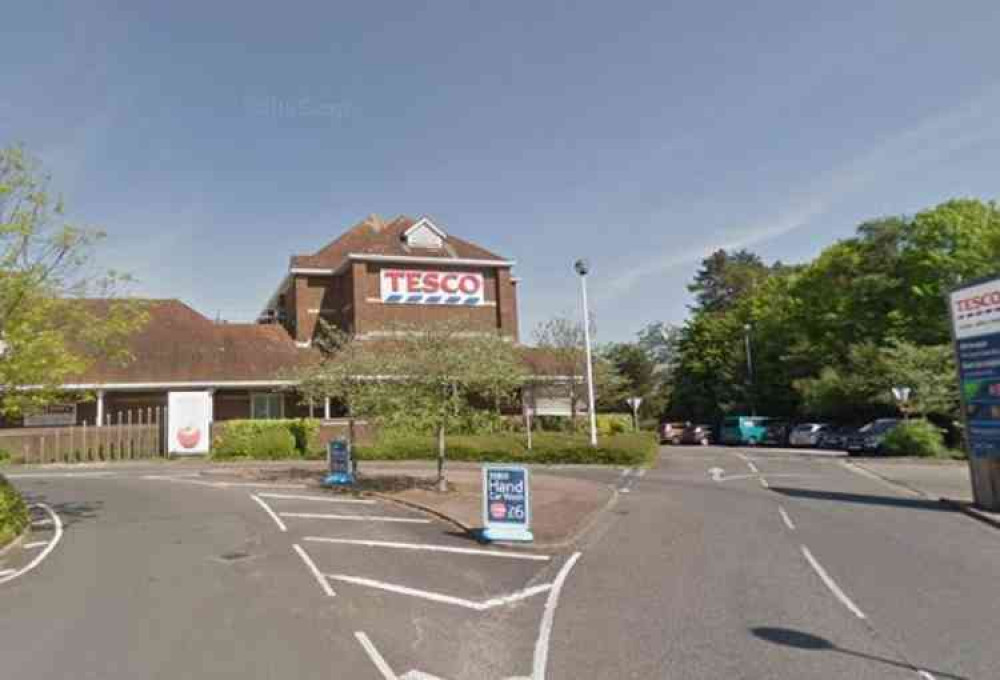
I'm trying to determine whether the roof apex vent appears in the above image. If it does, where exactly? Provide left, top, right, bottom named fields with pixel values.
left=402, top=216, right=446, bottom=249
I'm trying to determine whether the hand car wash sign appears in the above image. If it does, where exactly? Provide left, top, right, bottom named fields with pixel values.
left=380, top=269, right=485, bottom=306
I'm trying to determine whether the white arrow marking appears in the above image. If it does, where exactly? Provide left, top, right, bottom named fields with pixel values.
left=709, top=467, right=725, bottom=482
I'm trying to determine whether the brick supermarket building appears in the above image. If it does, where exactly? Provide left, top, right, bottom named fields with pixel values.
left=8, top=215, right=563, bottom=442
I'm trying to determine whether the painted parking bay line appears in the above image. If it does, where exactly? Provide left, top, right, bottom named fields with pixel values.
left=304, top=537, right=550, bottom=561
left=280, top=512, right=431, bottom=524
left=257, top=492, right=376, bottom=505
left=293, top=544, right=336, bottom=598
left=251, top=494, right=287, bottom=532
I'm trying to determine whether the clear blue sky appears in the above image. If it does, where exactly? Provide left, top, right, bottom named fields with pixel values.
left=3, top=1, right=999, bottom=342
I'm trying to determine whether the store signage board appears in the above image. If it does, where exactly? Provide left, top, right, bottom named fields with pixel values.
left=482, top=465, right=533, bottom=542
left=949, top=276, right=1000, bottom=459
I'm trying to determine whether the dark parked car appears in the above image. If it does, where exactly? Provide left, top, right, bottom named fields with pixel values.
left=679, top=424, right=712, bottom=446
left=845, top=419, right=901, bottom=455
left=763, top=422, right=791, bottom=447
left=817, top=426, right=852, bottom=450
left=660, top=422, right=688, bottom=445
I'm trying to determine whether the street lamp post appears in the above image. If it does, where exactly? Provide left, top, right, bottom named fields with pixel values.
left=575, top=259, right=599, bottom=448
left=744, top=323, right=755, bottom=417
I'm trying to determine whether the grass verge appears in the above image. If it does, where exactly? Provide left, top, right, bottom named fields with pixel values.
left=0, top=473, right=29, bottom=549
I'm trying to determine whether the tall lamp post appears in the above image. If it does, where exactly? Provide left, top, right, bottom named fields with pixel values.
left=575, top=259, right=599, bottom=448
left=744, top=323, right=756, bottom=417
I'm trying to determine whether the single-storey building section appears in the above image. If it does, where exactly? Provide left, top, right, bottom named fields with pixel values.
left=5, top=215, right=579, bottom=445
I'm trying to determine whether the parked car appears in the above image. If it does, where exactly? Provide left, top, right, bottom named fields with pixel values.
left=720, top=416, right=773, bottom=446
left=789, top=423, right=829, bottom=448
left=845, top=419, right=901, bottom=455
left=763, top=421, right=791, bottom=447
left=660, top=422, right=688, bottom=445
left=817, top=426, right=852, bottom=450
left=679, top=424, right=713, bottom=446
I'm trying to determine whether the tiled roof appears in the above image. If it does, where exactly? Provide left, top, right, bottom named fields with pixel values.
left=291, top=215, right=509, bottom=269
left=68, top=300, right=319, bottom=385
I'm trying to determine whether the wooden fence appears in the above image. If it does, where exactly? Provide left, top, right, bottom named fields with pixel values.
left=0, top=408, right=168, bottom=464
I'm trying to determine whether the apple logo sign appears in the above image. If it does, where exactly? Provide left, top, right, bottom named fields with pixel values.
left=177, top=425, right=202, bottom=449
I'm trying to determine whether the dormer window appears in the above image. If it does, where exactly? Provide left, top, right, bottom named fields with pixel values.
left=402, top=217, right=446, bottom=249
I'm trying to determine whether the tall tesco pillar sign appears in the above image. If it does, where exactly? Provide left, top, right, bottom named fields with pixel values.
left=167, top=391, right=213, bottom=455
left=381, top=269, right=485, bottom=306
left=949, top=275, right=1000, bottom=510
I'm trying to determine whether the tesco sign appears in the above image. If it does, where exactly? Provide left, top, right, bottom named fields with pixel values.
left=380, top=269, right=485, bottom=306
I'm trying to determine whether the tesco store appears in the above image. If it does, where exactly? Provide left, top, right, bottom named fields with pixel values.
left=7, top=215, right=562, bottom=453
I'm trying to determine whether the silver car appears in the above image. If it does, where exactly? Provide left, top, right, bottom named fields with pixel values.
left=789, top=423, right=828, bottom=447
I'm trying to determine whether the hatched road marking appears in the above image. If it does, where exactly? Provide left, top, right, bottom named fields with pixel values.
left=327, top=573, right=552, bottom=611
left=293, top=543, right=336, bottom=598
left=257, top=492, right=376, bottom=505
left=0, top=504, right=64, bottom=587
left=304, top=537, right=550, bottom=561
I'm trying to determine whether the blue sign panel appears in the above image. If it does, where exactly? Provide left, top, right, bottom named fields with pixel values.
left=957, top=333, right=1000, bottom=458
left=482, top=466, right=533, bottom=542
left=324, top=438, right=355, bottom=486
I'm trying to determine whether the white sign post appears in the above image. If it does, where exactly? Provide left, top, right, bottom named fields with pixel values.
left=626, top=396, right=643, bottom=431
left=167, top=391, right=213, bottom=455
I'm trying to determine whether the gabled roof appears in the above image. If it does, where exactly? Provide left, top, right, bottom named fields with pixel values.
left=66, top=300, right=319, bottom=385
left=290, top=214, right=510, bottom=270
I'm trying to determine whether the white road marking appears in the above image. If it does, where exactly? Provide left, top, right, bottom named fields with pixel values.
left=250, top=495, right=287, bottom=532
left=917, top=671, right=937, bottom=680
left=0, top=569, right=15, bottom=578
left=747, top=460, right=759, bottom=474
left=760, top=477, right=770, bottom=489
left=620, top=488, right=631, bottom=494
left=778, top=506, right=796, bottom=531
left=400, top=672, right=445, bottom=680
left=143, top=475, right=307, bottom=490
left=533, top=551, right=582, bottom=680
left=31, top=518, right=54, bottom=527
left=355, top=632, right=398, bottom=680
left=327, top=573, right=551, bottom=611
left=0, top=504, right=64, bottom=586
left=304, top=537, right=551, bottom=561
left=5, top=472, right=114, bottom=479
left=712, top=472, right=809, bottom=483
left=801, top=545, right=866, bottom=619
left=22, top=541, right=49, bottom=550
left=709, top=467, right=726, bottom=482
left=840, top=462, right=925, bottom=498
left=281, top=512, right=430, bottom=524
left=292, top=544, right=336, bottom=598
left=258, top=492, right=376, bottom=505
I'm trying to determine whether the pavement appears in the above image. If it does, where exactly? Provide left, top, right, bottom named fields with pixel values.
left=1, top=450, right=999, bottom=679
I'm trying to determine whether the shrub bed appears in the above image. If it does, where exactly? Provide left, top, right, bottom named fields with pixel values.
left=355, top=432, right=658, bottom=466
left=0, top=473, right=29, bottom=548
left=211, top=420, right=301, bottom=460
left=882, top=419, right=945, bottom=457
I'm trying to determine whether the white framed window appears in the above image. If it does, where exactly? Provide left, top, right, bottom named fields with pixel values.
left=251, top=392, right=284, bottom=420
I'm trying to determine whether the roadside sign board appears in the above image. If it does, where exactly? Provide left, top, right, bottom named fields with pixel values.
left=949, top=276, right=1000, bottom=459
left=167, top=391, right=212, bottom=455
left=324, top=438, right=355, bottom=485
left=482, top=465, right=533, bottom=542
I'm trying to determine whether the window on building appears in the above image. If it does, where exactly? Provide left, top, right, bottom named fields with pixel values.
left=251, top=393, right=284, bottom=419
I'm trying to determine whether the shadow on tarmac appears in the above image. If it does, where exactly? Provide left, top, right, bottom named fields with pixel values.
left=768, top=487, right=954, bottom=513
left=19, top=491, right=103, bottom=528
left=751, top=626, right=966, bottom=680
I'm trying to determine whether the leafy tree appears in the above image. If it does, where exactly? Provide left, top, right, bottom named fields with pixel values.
left=0, top=145, right=145, bottom=416
left=298, top=322, right=524, bottom=491
left=601, top=341, right=656, bottom=416
left=531, top=315, right=591, bottom=422
left=688, top=249, right=772, bottom=313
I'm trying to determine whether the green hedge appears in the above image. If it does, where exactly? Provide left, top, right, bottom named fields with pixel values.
left=211, top=420, right=302, bottom=460
left=0, top=474, right=29, bottom=548
left=882, top=419, right=945, bottom=457
left=355, top=432, right=658, bottom=466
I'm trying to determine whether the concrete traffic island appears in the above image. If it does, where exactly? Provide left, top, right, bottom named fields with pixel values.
left=197, top=461, right=616, bottom=547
